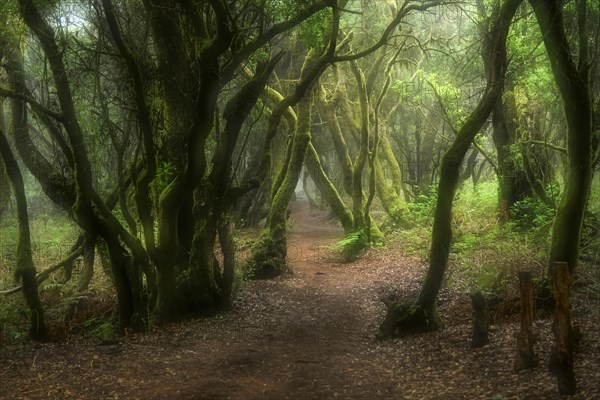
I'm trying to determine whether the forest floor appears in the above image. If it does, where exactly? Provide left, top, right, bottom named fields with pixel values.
left=1, top=200, right=599, bottom=400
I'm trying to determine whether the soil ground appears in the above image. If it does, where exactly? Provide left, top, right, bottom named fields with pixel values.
left=1, top=200, right=599, bottom=399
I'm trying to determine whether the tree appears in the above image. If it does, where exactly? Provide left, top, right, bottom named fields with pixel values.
left=0, top=126, right=47, bottom=340
left=476, top=0, right=533, bottom=222
left=379, top=0, right=524, bottom=336
left=247, top=37, right=341, bottom=278
left=0, top=109, right=10, bottom=220
left=529, top=0, right=594, bottom=277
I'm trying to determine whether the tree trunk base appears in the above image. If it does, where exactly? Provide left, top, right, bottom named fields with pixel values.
left=377, top=300, right=443, bottom=340
left=245, top=232, right=290, bottom=279
left=514, top=332, right=539, bottom=371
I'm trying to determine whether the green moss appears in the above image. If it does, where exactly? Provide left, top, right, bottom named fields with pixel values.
left=245, top=228, right=289, bottom=279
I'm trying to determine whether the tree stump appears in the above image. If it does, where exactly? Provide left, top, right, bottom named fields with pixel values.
left=469, top=289, right=489, bottom=348
left=549, top=262, right=576, bottom=395
left=514, top=271, right=538, bottom=371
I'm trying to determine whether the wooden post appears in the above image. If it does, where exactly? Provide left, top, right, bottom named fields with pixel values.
left=514, top=270, right=538, bottom=371
left=469, top=289, right=489, bottom=348
left=549, top=261, right=576, bottom=395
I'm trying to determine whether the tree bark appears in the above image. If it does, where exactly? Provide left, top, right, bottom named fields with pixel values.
left=514, top=271, right=539, bottom=371
left=0, top=155, right=9, bottom=219
left=470, top=289, right=490, bottom=348
left=2, top=39, right=75, bottom=211
left=476, top=0, right=531, bottom=222
left=549, top=262, right=576, bottom=395
left=417, top=0, right=522, bottom=328
left=247, top=6, right=341, bottom=276
left=0, top=102, right=10, bottom=220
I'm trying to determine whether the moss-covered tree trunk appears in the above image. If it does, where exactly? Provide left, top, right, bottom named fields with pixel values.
left=305, top=142, right=354, bottom=232
left=320, top=73, right=355, bottom=196
left=417, top=0, right=522, bottom=329
left=379, top=0, right=523, bottom=337
left=0, top=156, right=9, bottom=219
left=476, top=0, right=531, bottom=221
left=2, top=38, right=75, bottom=211
left=0, top=127, right=47, bottom=340
left=218, top=207, right=236, bottom=309
left=378, top=132, right=404, bottom=198
left=247, top=6, right=341, bottom=276
left=248, top=92, right=314, bottom=278
left=349, top=63, right=369, bottom=230
left=374, top=156, right=410, bottom=227
left=529, top=0, right=594, bottom=276
left=491, top=95, right=532, bottom=221
left=0, top=102, right=10, bottom=220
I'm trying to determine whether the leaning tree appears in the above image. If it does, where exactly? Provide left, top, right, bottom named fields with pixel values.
left=379, top=0, right=524, bottom=337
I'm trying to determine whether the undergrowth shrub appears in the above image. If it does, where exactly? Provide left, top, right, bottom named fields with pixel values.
left=0, top=215, right=118, bottom=344
left=407, top=191, right=437, bottom=226
left=448, top=182, right=549, bottom=296
left=510, top=195, right=554, bottom=234
left=393, top=181, right=550, bottom=298
left=335, top=228, right=368, bottom=262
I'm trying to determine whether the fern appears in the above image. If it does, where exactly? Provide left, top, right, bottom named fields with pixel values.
left=335, top=229, right=368, bottom=262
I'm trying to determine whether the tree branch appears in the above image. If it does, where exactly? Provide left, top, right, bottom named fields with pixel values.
left=0, top=85, right=64, bottom=122
left=333, top=1, right=446, bottom=62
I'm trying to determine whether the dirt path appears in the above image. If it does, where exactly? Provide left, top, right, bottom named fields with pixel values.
left=1, top=201, right=599, bottom=399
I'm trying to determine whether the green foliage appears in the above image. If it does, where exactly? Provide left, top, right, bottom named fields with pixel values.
left=395, top=181, right=550, bottom=297
left=0, top=295, right=29, bottom=344
left=389, top=225, right=430, bottom=257
left=407, top=190, right=437, bottom=226
left=387, top=190, right=437, bottom=257
left=447, top=183, right=549, bottom=296
left=151, top=161, right=176, bottom=195
left=509, top=196, right=554, bottom=233
left=580, top=175, right=600, bottom=266
left=295, top=9, right=331, bottom=51
left=335, top=228, right=368, bottom=262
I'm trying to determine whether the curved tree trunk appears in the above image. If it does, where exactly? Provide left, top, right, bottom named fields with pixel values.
left=0, top=157, right=9, bottom=219
left=0, top=127, right=47, bottom=340
left=476, top=0, right=532, bottom=222
left=529, top=0, right=594, bottom=277
left=379, top=0, right=523, bottom=337
left=379, top=132, right=404, bottom=198
left=0, top=103, right=10, bottom=220
left=248, top=90, right=314, bottom=278
left=417, top=0, right=522, bottom=328
left=491, top=93, right=532, bottom=220
left=305, top=142, right=354, bottom=232
left=247, top=7, right=341, bottom=276
left=375, top=151, right=410, bottom=227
